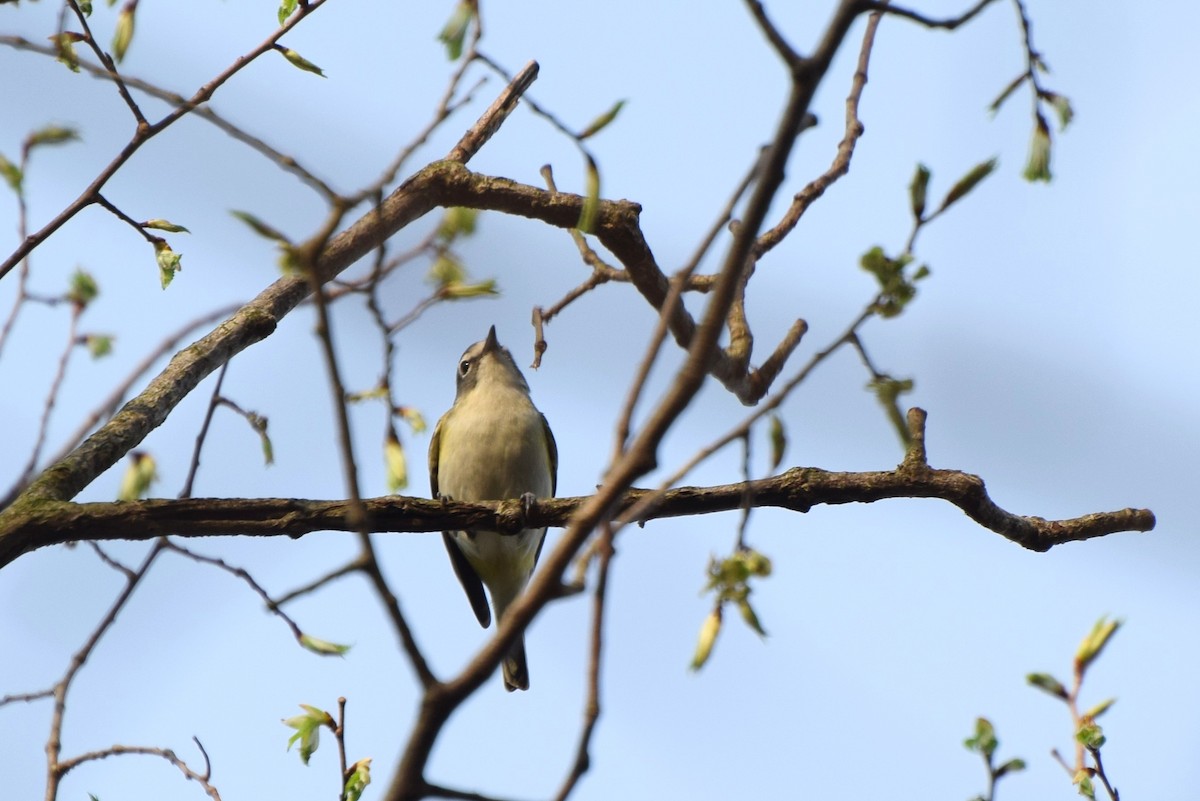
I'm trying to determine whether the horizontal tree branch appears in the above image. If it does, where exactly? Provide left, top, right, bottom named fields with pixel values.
left=0, top=460, right=1154, bottom=567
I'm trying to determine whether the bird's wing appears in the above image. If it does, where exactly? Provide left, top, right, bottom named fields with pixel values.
left=430, top=414, right=492, bottom=628
left=542, top=413, right=558, bottom=497
left=532, top=413, right=559, bottom=568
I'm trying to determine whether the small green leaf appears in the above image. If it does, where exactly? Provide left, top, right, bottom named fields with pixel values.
left=299, top=634, right=351, bottom=656
left=117, top=451, right=157, bottom=500
left=436, top=207, right=478, bottom=241
left=396, top=405, right=427, bottom=435
left=428, top=253, right=465, bottom=287
left=909, top=162, right=930, bottom=221
left=442, top=279, right=498, bottom=299
left=1044, top=91, right=1074, bottom=130
left=84, top=334, right=113, bottom=359
left=0, top=153, right=22, bottom=193
left=578, top=99, right=626, bottom=140
left=79, top=0, right=93, bottom=14
left=239, top=411, right=273, bottom=466
left=67, top=268, right=99, bottom=308
left=1026, top=672, right=1068, bottom=700
left=112, top=5, right=135, bottom=64
left=25, top=125, right=81, bottom=150
left=141, top=218, right=190, bottom=234
left=275, top=45, right=326, bottom=77
left=988, top=73, right=1027, bottom=115
left=963, top=717, right=998, bottom=759
left=344, top=758, right=372, bottom=801
left=346, top=386, right=389, bottom=403
left=689, top=606, right=722, bottom=671
left=385, top=430, right=407, bottom=493
left=740, top=548, right=772, bottom=577
left=283, top=704, right=332, bottom=765
left=1074, top=770, right=1096, bottom=799
left=277, top=0, right=299, bottom=25
left=231, top=210, right=291, bottom=244
left=50, top=32, right=84, bottom=72
left=437, top=0, right=473, bottom=61
left=577, top=155, right=601, bottom=234
left=937, top=157, right=997, bottom=213
left=995, top=758, right=1026, bottom=778
left=1083, top=697, right=1117, bottom=719
left=153, top=240, right=181, bottom=289
left=1075, top=720, right=1106, bottom=749
left=736, top=598, right=767, bottom=638
left=767, top=414, right=786, bottom=471
left=1022, top=113, right=1053, bottom=183
left=1075, top=616, right=1122, bottom=672
left=867, top=375, right=914, bottom=448
left=860, top=246, right=918, bottom=318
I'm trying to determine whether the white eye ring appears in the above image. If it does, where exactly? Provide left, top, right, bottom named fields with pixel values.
left=459, top=359, right=471, bottom=376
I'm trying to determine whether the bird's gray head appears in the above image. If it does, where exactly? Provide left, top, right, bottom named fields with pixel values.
left=454, top=326, right=530, bottom=399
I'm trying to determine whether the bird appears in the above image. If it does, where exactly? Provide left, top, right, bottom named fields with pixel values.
left=428, top=325, right=557, bottom=691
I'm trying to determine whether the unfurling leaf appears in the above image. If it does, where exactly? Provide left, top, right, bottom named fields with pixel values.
left=689, top=606, right=722, bottom=671
left=68, top=268, right=99, bottom=309
left=963, top=717, right=998, bottom=759
left=1026, top=671, right=1068, bottom=699
left=344, top=758, right=372, bottom=801
left=442, top=279, right=498, bottom=299
left=578, top=99, right=626, bottom=140
left=283, top=704, right=332, bottom=765
left=867, top=374, right=914, bottom=449
left=385, top=429, right=408, bottom=492
left=937, top=158, right=997, bottom=213
left=51, top=32, right=84, bottom=72
left=737, top=598, right=767, bottom=638
left=1074, top=770, right=1097, bottom=800
left=240, top=411, right=273, bottom=466
left=428, top=253, right=465, bottom=287
left=277, top=0, right=299, bottom=25
left=577, top=155, right=601, bottom=234
left=346, top=386, right=389, bottom=403
left=437, top=1, right=473, bottom=60
left=1022, top=113, right=1053, bottom=183
left=141, top=218, right=190, bottom=234
left=231, top=210, right=291, bottom=244
left=436, top=207, right=478, bottom=241
left=1075, top=719, right=1107, bottom=749
left=0, top=154, right=22, bottom=192
left=112, top=4, right=135, bottom=63
left=83, top=334, right=113, bottom=359
left=395, top=405, right=427, bottom=435
left=988, top=73, right=1027, bottom=115
left=767, top=414, right=786, bottom=472
left=995, top=758, right=1027, bottom=778
left=1044, top=91, right=1074, bottom=130
left=26, top=125, right=81, bottom=150
left=1075, top=616, right=1122, bottom=672
left=153, top=240, right=181, bottom=288
left=860, top=246, right=919, bottom=318
left=909, top=162, right=930, bottom=221
left=1083, top=697, right=1117, bottom=719
left=299, top=634, right=351, bottom=657
left=117, top=451, right=157, bottom=500
left=276, top=45, right=326, bottom=77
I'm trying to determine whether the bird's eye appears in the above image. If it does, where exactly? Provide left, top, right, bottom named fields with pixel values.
left=458, top=359, right=471, bottom=377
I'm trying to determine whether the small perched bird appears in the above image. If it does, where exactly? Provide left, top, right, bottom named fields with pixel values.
left=428, top=326, right=557, bottom=691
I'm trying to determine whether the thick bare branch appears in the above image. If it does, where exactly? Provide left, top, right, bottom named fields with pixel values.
left=2, top=450, right=1153, bottom=565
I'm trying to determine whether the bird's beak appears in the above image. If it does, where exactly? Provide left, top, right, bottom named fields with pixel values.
left=482, top=325, right=499, bottom=355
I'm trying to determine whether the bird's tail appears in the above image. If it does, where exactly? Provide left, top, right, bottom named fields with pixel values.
left=502, top=634, right=529, bottom=692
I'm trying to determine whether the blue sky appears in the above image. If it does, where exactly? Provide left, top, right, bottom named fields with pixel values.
left=1, top=2, right=1197, bottom=799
